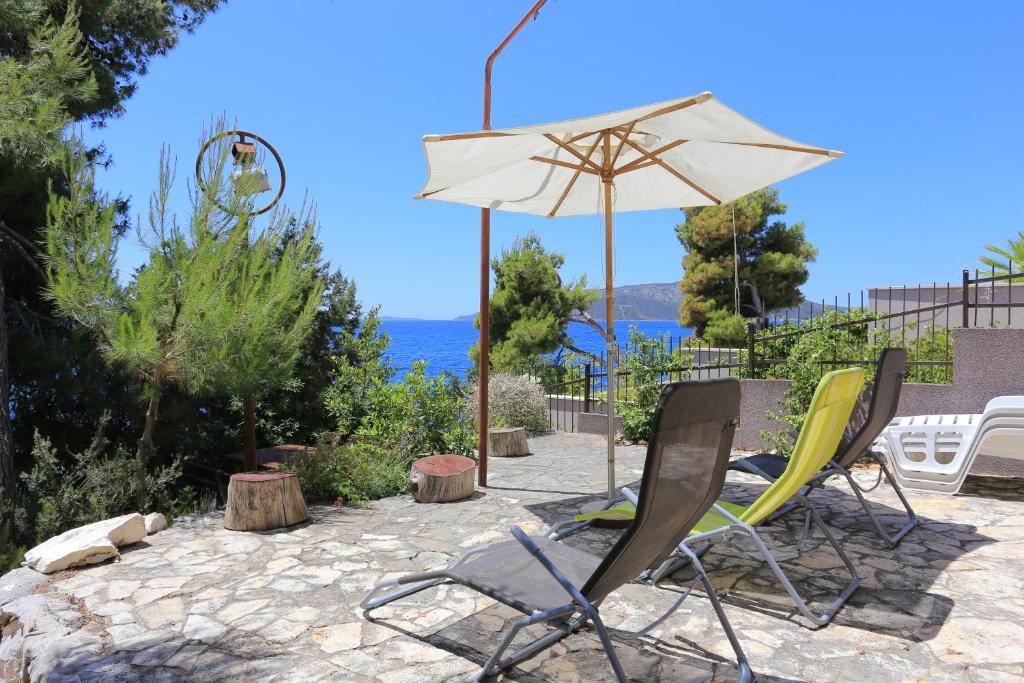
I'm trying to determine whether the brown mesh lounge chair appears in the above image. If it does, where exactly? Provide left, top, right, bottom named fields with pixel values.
left=361, top=378, right=752, bottom=682
left=728, top=348, right=918, bottom=547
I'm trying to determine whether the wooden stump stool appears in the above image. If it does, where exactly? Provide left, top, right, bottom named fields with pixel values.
left=488, top=427, right=529, bottom=457
left=224, top=472, right=309, bottom=531
left=409, top=455, right=475, bottom=503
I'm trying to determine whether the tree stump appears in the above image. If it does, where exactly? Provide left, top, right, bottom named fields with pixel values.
left=409, top=455, right=475, bottom=503
left=488, top=427, right=529, bottom=457
left=224, top=472, right=309, bottom=531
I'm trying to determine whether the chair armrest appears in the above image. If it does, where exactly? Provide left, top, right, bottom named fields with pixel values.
left=510, top=526, right=590, bottom=606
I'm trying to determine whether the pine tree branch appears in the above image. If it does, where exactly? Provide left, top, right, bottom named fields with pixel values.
left=0, top=219, right=45, bottom=279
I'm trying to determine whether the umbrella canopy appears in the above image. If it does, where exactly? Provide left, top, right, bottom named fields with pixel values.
left=417, top=92, right=841, bottom=214
left=416, top=91, right=842, bottom=499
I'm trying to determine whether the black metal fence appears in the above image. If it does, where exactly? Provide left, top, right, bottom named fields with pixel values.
left=543, top=265, right=1023, bottom=432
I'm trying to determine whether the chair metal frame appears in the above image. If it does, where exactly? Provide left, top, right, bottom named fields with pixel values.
left=362, top=378, right=753, bottom=682
left=733, top=449, right=918, bottom=548
left=625, top=486, right=860, bottom=627
left=362, top=525, right=752, bottom=682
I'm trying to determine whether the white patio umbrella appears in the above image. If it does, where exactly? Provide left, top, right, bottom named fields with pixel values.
left=416, top=91, right=842, bottom=499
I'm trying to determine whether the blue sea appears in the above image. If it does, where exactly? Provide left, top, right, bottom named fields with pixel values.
left=380, top=319, right=693, bottom=378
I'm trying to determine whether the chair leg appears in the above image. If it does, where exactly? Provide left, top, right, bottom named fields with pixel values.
left=360, top=570, right=449, bottom=612
left=589, top=609, right=629, bottom=683
left=717, top=507, right=858, bottom=628
left=843, top=452, right=917, bottom=547
left=695, top=570, right=754, bottom=683
left=646, top=544, right=755, bottom=682
left=361, top=544, right=490, bottom=611
left=477, top=607, right=577, bottom=680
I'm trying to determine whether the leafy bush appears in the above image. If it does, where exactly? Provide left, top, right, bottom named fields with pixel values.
left=901, top=323, right=953, bottom=384
left=322, top=309, right=393, bottom=435
left=19, top=415, right=183, bottom=546
left=616, top=329, right=692, bottom=442
left=754, top=310, right=883, bottom=455
left=283, top=442, right=408, bottom=505
left=463, top=372, right=551, bottom=437
left=0, top=493, right=26, bottom=572
left=702, top=309, right=747, bottom=347
left=356, top=361, right=475, bottom=458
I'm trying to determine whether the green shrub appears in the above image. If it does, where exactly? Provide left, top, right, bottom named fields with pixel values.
left=902, top=323, right=953, bottom=384
left=616, top=329, right=692, bottom=442
left=0, top=494, right=26, bottom=572
left=356, top=361, right=475, bottom=458
left=463, top=372, right=551, bottom=436
left=702, top=309, right=747, bottom=347
left=19, top=415, right=182, bottom=546
left=283, top=442, right=408, bottom=505
left=755, top=310, right=882, bottom=455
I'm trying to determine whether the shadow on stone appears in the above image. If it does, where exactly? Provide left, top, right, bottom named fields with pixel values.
left=521, top=474, right=995, bottom=644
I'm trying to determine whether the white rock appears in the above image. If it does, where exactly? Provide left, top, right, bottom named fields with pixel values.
left=23, top=513, right=147, bottom=574
left=144, top=512, right=167, bottom=534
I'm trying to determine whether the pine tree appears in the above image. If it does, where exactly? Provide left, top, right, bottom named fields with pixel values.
left=472, top=232, right=598, bottom=371
left=0, top=5, right=97, bottom=494
left=44, top=128, right=324, bottom=505
left=676, top=188, right=817, bottom=343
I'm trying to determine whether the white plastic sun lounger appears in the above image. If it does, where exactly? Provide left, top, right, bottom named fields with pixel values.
left=878, top=396, right=1024, bottom=493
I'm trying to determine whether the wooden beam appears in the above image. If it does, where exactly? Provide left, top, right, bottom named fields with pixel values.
left=423, top=131, right=512, bottom=142
left=615, top=159, right=658, bottom=174
left=635, top=92, right=713, bottom=122
left=613, top=131, right=721, bottom=205
left=718, top=141, right=844, bottom=157
left=614, top=138, right=688, bottom=174
left=543, top=133, right=604, bottom=172
left=609, top=121, right=635, bottom=168
left=530, top=156, right=601, bottom=174
left=547, top=135, right=602, bottom=217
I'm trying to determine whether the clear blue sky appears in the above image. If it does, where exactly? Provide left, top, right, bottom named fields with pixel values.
left=84, top=1, right=1024, bottom=319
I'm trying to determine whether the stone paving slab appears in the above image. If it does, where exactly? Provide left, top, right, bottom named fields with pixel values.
left=4, top=432, right=1024, bottom=682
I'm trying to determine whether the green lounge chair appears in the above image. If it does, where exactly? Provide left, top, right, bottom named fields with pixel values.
left=569, top=367, right=866, bottom=627
left=729, top=348, right=918, bottom=547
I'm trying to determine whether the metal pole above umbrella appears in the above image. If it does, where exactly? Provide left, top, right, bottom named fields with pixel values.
left=416, top=92, right=843, bottom=499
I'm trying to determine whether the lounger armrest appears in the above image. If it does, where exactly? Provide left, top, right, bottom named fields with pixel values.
left=510, top=526, right=590, bottom=607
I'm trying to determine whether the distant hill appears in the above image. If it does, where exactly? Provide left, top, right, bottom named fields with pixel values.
left=456, top=282, right=684, bottom=321
left=455, top=281, right=842, bottom=323
left=584, top=282, right=683, bottom=320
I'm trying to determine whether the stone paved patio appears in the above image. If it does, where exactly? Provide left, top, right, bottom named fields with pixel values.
left=4, top=432, right=1024, bottom=682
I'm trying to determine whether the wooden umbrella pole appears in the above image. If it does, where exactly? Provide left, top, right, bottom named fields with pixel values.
left=602, top=130, right=616, bottom=501
left=478, top=0, right=549, bottom=488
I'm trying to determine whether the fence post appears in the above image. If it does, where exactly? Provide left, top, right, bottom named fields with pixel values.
left=583, top=363, right=592, bottom=413
left=962, top=269, right=970, bottom=328
left=746, top=322, right=756, bottom=379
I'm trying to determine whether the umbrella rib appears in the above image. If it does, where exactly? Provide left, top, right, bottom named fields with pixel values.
left=717, top=141, right=844, bottom=157
left=547, top=135, right=603, bottom=217
left=423, top=131, right=512, bottom=142
left=530, top=156, right=601, bottom=175
left=615, top=139, right=688, bottom=174
left=614, top=132, right=721, bottom=205
left=634, top=92, right=714, bottom=122
left=609, top=121, right=636, bottom=168
left=543, top=134, right=604, bottom=172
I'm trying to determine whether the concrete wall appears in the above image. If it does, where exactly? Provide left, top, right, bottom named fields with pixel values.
left=869, top=283, right=1024, bottom=333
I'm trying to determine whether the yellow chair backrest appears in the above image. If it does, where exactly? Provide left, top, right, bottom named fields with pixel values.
left=741, top=367, right=865, bottom=526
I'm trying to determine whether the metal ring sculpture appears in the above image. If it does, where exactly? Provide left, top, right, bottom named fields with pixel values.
left=195, top=129, right=286, bottom=216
